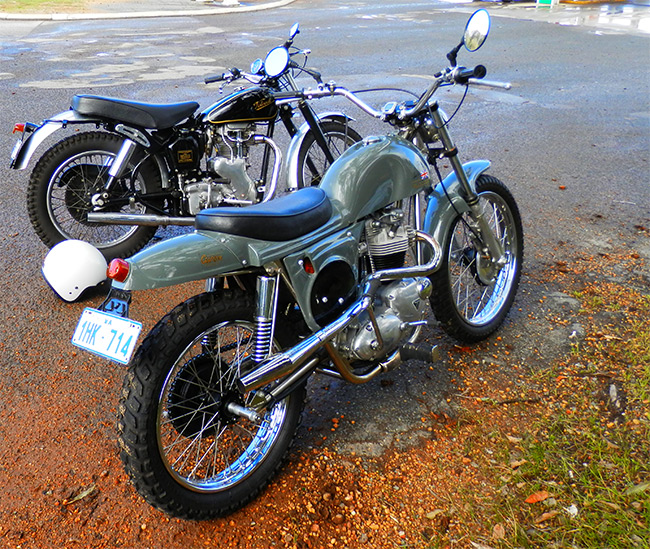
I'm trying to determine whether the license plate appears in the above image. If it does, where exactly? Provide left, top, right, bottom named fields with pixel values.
left=72, top=307, right=142, bottom=365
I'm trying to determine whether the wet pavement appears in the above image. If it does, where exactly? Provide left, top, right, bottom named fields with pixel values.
left=1, top=0, right=649, bottom=38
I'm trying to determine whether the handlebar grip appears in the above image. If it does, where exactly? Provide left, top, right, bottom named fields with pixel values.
left=273, top=90, right=302, bottom=100
left=205, top=73, right=226, bottom=84
left=205, top=67, right=241, bottom=84
left=455, top=65, right=487, bottom=84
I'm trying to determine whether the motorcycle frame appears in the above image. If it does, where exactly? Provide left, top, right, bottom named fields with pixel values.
left=10, top=101, right=353, bottom=220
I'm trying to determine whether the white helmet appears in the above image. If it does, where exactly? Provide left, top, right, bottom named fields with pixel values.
left=42, top=240, right=108, bottom=302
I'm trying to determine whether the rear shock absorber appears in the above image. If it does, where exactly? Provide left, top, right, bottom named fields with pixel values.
left=253, top=275, right=279, bottom=362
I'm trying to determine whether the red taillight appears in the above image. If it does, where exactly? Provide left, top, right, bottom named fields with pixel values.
left=13, top=123, right=25, bottom=134
left=107, top=258, right=130, bottom=282
left=302, top=257, right=315, bottom=275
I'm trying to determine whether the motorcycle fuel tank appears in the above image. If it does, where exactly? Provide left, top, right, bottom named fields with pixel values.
left=202, top=87, right=278, bottom=124
left=319, top=135, right=432, bottom=224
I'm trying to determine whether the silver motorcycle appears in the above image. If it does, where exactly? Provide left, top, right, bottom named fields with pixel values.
left=70, top=9, right=523, bottom=519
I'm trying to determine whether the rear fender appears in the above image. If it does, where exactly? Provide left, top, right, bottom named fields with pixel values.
left=422, top=160, right=491, bottom=262
left=113, top=231, right=257, bottom=291
left=285, top=112, right=356, bottom=190
left=10, top=110, right=101, bottom=170
left=112, top=214, right=347, bottom=291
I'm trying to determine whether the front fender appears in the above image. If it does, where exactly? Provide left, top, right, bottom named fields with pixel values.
left=285, top=112, right=356, bottom=191
left=422, top=160, right=491, bottom=260
left=10, top=110, right=101, bottom=170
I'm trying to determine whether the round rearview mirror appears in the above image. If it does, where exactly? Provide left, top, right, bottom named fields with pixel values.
left=290, top=22, right=300, bottom=39
left=264, top=47, right=290, bottom=78
left=463, top=9, right=491, bottom=52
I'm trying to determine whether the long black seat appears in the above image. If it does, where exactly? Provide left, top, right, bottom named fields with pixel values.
left=71, top=94, right=199, bottom=130
left=195, top=187, right=333, bottom=242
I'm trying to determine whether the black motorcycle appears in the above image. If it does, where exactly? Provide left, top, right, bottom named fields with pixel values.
left=10, top=24, right=361, bottom=260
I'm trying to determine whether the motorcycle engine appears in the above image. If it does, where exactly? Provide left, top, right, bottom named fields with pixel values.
left=333, top=207, right=430, bottom=362
left=364, top=208, right=415, bottom=272
left=180, top=123, right=260, bottom=214
left=335, top=277, right=431, bottom=362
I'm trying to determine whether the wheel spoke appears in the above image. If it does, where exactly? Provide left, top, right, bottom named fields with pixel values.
left=157, top=320, right=289, bottom=492
left=446, top=186, right=520, bottom=328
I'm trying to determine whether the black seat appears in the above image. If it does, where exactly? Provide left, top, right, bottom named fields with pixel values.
left=195, top=187, right=333, bottom=242
left=71, top=94, right=199, bottom=130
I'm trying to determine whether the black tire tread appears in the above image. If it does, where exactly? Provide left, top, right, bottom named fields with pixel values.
left=26, top=131, right=160, bottom=260
left=429, top=174, right=523, bottom=342
left=117, top=289, right=305, bottom=520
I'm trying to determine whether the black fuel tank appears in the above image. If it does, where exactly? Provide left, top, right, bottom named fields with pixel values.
left=202, top=87, right=278, bottom=124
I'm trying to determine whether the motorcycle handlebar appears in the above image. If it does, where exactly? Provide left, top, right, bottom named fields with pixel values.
left=272, top=64, right=511, bottom=119
left=204, top=67, right=244, bottom=85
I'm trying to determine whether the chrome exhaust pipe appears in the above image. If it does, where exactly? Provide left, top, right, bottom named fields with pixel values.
left=237, top=230, right=441, bottom=393
left=87, top=212, right=195, bottom=226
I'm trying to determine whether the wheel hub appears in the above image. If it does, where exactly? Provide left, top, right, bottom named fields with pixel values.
left=167, top=354, right=242, bottom=438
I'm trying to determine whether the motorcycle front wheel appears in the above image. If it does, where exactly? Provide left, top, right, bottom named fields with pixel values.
left=429, top=174, right=523, bottom=342
left=118, top=290, right=305, bottom=520
left=297, top=120, right=362, bottom=187
left=26, top=131, right=162, bottom=260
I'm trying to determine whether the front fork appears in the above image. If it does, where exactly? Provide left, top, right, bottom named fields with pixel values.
left=428, top=103, right=506, bottom=273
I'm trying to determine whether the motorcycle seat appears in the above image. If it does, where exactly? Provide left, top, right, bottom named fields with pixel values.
left=71, top=94, right=200, bottom=130
left=195, top=187, right=333, bottom=242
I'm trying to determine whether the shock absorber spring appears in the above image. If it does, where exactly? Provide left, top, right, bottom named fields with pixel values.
left=253, top=317, right=273, bottom=363
left=253, top=275, right=278, bottom=363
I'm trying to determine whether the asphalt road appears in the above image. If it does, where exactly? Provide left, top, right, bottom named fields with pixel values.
left=0, top=0, right=648, bottom=506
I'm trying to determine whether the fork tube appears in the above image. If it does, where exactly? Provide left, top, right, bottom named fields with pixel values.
left=253, top=275, right=279, bottom=363
left=429, top=104, right=477, bottom=203
left=413, top=193, right=423, bottom=264
left=430, top=102, right=505, bottom=264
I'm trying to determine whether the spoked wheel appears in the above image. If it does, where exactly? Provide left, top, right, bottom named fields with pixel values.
left=297, top=120, right=362, bottom=187
left=26, top=131, right=161, bottom=260
left=118, top=290, right=305, bottom=520
left=429, top=174, right=523, bottom=342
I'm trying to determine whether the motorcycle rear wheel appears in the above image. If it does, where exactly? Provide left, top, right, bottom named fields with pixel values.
left=118, top=289, right=305, bottom=520
left=26, top=131, right=162, bottom=260
left=429, top=174, right=523, bottom=342
left=297, top=120, right=362, bottom=187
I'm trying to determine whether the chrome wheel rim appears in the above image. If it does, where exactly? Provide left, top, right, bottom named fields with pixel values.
left=447, top=191, right=519, bottom=326
left=157, top=321, right=287, bottom=493
left=46, top=150, right=145, bottom=248
left=301, top=129, right=356, bottom=186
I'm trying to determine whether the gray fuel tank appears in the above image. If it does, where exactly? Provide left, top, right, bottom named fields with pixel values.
left=319, top=135, right=432, bottom=223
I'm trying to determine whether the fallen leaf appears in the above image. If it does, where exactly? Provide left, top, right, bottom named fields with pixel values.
left=625, top=481, right=650, bottom=496
left=470, top=542, right=496, bottom=549
left=525, top=490, right=549, bottom=504
left=534, top=510, right=558, bottom=523
left=510, top=459, right=527, bottom=469
left=425, top=509, right=445, bottom=520
left=492, top=523, right=506, bottom=540
left=505, top=435, right=522, bottom=444
left=63, top=484, right=97, bottom=506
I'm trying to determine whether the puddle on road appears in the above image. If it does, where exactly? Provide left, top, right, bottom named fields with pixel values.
left=443, top=0, right=650, bottom=35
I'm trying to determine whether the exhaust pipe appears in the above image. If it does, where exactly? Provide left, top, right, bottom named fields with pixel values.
left=237, top=230, right=442, bottom=393
left=87, top=212, right=195, bottom=227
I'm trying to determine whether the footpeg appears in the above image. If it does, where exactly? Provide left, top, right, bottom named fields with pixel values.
left=398, top=342, right=440, bottom=363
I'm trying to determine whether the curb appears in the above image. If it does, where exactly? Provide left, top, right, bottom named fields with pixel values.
left=0, top=0, right=295, bottom=21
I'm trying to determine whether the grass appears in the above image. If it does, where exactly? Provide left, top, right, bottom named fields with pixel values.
left=488, top=268, right=650, bottom=548
left=0, top=0, right=91, bottom=12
